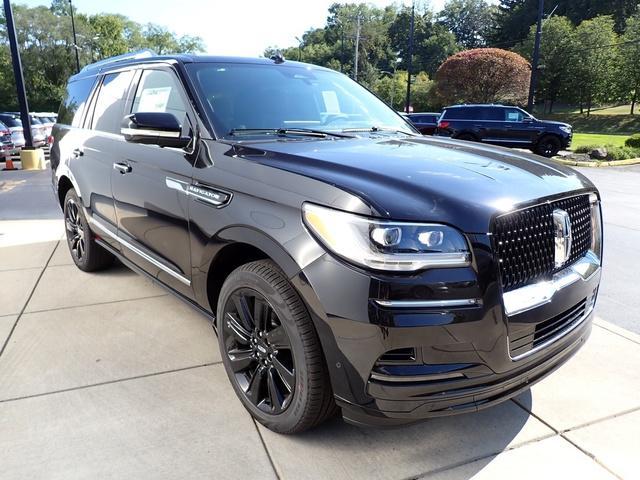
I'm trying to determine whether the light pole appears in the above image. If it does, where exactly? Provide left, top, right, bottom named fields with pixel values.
left=2, top=0, right=34, bottom=150
left=527, top=0, right=544, bottom=112
left=69, top=0, right=80, bottom=72
left=405, top=1, right=415, bottom=113
left=295, top=36, right=303, bottom=61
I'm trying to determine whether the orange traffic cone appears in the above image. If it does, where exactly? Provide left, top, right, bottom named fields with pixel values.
left=3, top=155, right=18, bottom=171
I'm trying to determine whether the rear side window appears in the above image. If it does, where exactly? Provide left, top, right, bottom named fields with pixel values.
left=131, top=69, right=188, bottom=129
left=478, top=107, right=503, bottom=121
left=58, top=77, right=96, bottom=127
left=92, top=70, right=136, bottom=135
left=442, top=108, right=469, bottom=120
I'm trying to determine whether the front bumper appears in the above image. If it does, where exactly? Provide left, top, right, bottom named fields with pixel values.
left=294, top=235, right=600, bottom=427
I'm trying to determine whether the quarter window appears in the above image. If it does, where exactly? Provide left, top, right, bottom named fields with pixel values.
left=58, top=77, right=97, bottom=127
left=131, top=70, right=188, bottom=129
left=91, top=71, right=135, bottom=134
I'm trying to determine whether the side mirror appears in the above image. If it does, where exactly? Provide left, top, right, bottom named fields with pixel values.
left=121, top=112, right=190, bottom=148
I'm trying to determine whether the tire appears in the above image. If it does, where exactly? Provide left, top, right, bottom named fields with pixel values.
left=217, top=260, right=337, bottom=434
left=63, top=188, right=114, bottom=272
left=535, top=135, right=561, bottom=158
left=456, top=133, right=477, bottom=142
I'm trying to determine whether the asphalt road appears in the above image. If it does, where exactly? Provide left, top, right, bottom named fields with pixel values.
left=1, top=164, right=638, bottom=334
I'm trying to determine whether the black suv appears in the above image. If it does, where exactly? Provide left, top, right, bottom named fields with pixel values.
left=405, top=112, right=441, bottom=135
left=436, top=104, right=572, bottom=157
left=51, top=52, right=602, bottom=433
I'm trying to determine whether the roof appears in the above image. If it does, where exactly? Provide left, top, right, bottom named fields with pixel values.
left=445, top=104, right=510, bottom=108
left=71, top=50, right=332, bottom=81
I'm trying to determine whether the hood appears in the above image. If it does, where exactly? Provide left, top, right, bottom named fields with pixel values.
left=231, top=135, right=594, bottom=233
left=537, top=119, right=571, bottom=128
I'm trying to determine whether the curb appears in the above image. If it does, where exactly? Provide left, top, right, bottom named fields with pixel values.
left=553, top=157, right=640, bottom=167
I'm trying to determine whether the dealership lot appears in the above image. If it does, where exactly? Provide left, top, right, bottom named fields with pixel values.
left=1, top=166, right=639, bottom=479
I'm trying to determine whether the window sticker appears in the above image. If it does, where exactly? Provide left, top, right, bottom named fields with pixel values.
left=137, top=87, right=172, bottom=112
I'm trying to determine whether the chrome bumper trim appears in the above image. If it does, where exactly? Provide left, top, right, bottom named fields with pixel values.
left=503, top=252, right=601, bottom=317
left=370, top=371, right=465, bottom=383
left=373, top=298, right=480, bottom=308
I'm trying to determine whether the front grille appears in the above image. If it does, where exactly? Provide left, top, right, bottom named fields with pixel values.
left=494, top=195, right=592, bottom=292
left=509, top=299, right=587, bottom=357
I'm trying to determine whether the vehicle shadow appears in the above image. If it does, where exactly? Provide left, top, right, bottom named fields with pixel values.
left=261, top=391, right=536, bottom=480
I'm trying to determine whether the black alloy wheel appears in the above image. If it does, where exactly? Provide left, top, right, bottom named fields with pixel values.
left=63, top=188, right=113, bottom=272
left=222, top=288, right=295, bottom=414
left=536, top=135, right=561, bottom=158
left=65, top=197, right=86, bottom=262
left=217, top=260, right=337, bottom=433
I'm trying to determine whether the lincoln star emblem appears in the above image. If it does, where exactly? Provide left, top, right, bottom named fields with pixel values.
left=553, top=209, right=572, bottom=268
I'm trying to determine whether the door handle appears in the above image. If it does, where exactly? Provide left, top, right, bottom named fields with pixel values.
left=72, top=148, right=84, bottom=157
left=113, top=162, right=132, bottom=174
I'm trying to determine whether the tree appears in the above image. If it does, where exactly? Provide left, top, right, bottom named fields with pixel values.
left=439, top=0, right=497, bottom=48
left=490, top=0, right=639, bottom=47
left=620, top=14, right=640, bottom=114
left=566, top=16, right=619, bottom=115
left=515, top=16, right=575, bottom=113
left=435, top=48, right=531, bottom=105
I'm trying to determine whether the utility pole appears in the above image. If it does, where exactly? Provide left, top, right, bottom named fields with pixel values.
left=353, top=14, right=361, bottom=82
left=341, top=26, right=345, bottom=73
left=69, top=0, right=80, bottom=73
left=3, top=0, right=34, bottom=149
left=404, top=1, right=415, bottom=113
left=527, top=0, right=544, bottom=112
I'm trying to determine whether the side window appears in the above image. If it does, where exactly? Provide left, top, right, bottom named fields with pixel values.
left=92, top=70, right=135, bottom=134
left=480, top=107, right=503, bottom=121
left=131, top=70, right=188, bottom=130
left=505, top=108, right=525, bottom=122
left=58, top=77, right=96, bottom=127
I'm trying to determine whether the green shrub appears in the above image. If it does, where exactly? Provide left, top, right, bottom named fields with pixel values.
left=573, top=144, right=601, bottom=154
left=604, top=145, right=640, bottom=161
left=625, top=134, right=640, bottom=148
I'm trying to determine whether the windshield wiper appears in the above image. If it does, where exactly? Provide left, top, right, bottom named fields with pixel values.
left=341, top=126, right=419, bottom=136
left=228, top=128, right=354, bottom=138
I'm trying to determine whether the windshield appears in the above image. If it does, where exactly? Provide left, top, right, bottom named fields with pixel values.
left=186, top=62, right=416, bottom=138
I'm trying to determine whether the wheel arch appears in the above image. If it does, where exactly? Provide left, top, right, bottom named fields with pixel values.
left=202, top=226, right=304, bottom=317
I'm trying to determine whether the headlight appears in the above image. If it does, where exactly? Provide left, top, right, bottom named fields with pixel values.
left=302, top=203, right=471, bottom=272
left=589, top=193, right=602, bottom=261
left=559, top=126, right=572, bottom=134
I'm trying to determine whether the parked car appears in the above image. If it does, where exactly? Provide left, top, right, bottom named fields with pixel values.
left=51, top=52, right=602, bottom=434
left=0, top=113, right=26, bottom=152
left=405, top=112, right=441, bottom=135
left=435, top=104, right=572, bottom=157
left=0, top=120, right=15, bottom=160
left=0, top=112, right=47, bottom=148
left=33, top=113, right=56, bottom=140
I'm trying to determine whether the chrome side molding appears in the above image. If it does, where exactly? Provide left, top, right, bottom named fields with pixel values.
left=503, top=252, right=600, bottom=317
left=90, top=216, right=191, bottom=287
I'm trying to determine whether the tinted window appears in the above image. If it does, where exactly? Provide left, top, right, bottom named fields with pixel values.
left=58, top=77, right=96, bottom=127
left=479, top=107, right=503, bottom=121
left=442, top=108, right=470, bottom=120
left=92, top=70, right=135, bottom=134
left=131, top=70, right=188, bottom=129
left=0, top=115, right=21, bottom=128
left=187, top=63, right=414, bottom=136
left=505, top=108, right=526, bottom=122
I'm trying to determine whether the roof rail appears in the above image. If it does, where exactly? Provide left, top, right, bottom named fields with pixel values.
left=80, top=49, right=157, bottom=73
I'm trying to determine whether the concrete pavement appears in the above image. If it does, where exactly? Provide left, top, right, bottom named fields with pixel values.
left=1, top=168, right=639, bottom=478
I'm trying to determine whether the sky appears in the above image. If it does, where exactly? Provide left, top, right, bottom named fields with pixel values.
left=17, top=0, right=470, bottom=56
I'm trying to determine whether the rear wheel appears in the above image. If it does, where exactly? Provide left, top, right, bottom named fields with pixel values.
left=217, top=260, right=336, bottom=433
left=456, top=133, right=477, bottom=142
left=535, top=135, right=561, bottom=158
left=64, top=188, right=113, bottom=272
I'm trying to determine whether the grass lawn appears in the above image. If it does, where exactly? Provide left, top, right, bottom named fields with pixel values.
left=571, top=133, right=630, bottom=149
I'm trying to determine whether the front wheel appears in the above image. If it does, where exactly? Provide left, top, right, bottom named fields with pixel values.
left=217, top=260, right=336, bottom=434
left=535, top=135, right=562, bottom=158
